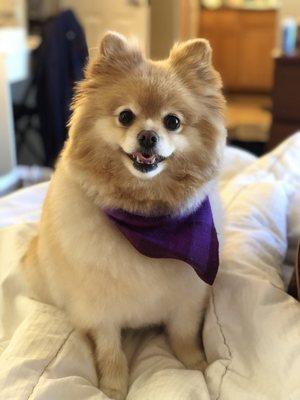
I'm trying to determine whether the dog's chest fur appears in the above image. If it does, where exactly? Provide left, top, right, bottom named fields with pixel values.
left=34, top=165, right=212, bottom=331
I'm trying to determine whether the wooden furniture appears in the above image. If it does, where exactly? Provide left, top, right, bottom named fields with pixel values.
left=199, top=8, right=277, bottom=92
left=268, top=54, right=300, bottom=150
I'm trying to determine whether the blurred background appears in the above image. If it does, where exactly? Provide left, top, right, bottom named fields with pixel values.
left=0, top=0, right=300, bottom=194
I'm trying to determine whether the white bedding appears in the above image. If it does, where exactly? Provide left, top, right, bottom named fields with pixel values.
left=0, top=136, right=299, bottom=400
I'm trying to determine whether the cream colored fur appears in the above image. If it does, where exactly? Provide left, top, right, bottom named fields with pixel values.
left=22, top=32, right=226, bottom=400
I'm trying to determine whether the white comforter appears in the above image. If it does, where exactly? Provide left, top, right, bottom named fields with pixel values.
left=0, top=134, right=300, bottom=400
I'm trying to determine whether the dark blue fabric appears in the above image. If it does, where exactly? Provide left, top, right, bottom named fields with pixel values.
left=36, top=9, right=88, bottom=166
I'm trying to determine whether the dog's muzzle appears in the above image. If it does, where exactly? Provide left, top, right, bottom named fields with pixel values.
left=122, top=130, right=166, bottom=173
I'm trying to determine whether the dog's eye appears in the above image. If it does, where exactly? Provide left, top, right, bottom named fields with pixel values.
left=118, top=110, right=135, bottom=126
left=163, top=114, right=181, bottom=131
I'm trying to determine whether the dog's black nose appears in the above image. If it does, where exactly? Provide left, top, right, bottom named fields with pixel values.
left=138, top=130, right=159, bottom=149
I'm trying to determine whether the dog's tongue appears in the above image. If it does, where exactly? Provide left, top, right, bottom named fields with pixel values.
left=133, top=151, right=156, bottom=164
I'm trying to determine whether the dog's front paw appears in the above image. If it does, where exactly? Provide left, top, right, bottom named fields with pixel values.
left=99, top=375, right=128, bottom=400
left=100, top=385, right=127, bottom=400
left=174, top=348, right=207, bottom=372
left=184, top=355, right=207, bottom=372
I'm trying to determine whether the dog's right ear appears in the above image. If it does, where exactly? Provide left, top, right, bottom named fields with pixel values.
left=99, top=31, right=143, bottom=69
left=100, top=31, right=130, bottom=58
left=86, top=32, right=143, bottom=78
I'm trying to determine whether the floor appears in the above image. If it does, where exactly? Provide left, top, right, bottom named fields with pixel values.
left=226, top=94, right=272, bottom=143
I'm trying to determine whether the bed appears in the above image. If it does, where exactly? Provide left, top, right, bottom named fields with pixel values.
left=0, top=134, right=300, bottom=400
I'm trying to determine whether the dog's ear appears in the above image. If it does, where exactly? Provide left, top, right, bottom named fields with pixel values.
left=99, top=31, right=143, bottom=68
left=169, top=39, right=221, bottom=88
left=86, top=31, right=143, bottom=78
left=100, top=31, right=130, bottom=58
left=169, top=39, right=212, bottom=69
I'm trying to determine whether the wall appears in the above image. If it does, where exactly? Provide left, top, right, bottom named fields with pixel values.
left=150, top=0, right=199, bottom=60
left=150, top=0, right=180, bottom=60
left=28, top=0, right=59, bottom=20
left=60, top=0, right=150, bottom=55
left=277, top=0, right=300, bottom=49
left=0, top=0, right=26, bottom=27
left=280, top=0, right=300, bottom=19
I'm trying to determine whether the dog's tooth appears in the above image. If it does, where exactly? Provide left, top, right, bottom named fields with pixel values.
left=133, top=153, right=157, bottom=165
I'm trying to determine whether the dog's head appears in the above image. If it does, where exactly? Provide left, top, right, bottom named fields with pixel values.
left=65, top=32, right=226, bottom=215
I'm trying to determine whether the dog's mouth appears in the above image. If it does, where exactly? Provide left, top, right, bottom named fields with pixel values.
left=123, top=150, right=166, bottom=173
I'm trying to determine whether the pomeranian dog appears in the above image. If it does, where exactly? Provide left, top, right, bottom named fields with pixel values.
left=22, top=32, right=226, bottom=400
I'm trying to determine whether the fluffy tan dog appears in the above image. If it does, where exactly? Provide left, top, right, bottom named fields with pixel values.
left=22, top=32, right=226, bottom=400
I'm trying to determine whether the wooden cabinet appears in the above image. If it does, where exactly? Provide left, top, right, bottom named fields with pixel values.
left=199, top=8, right=278, bottom=92
left=268, top=55, right=300, bottom=150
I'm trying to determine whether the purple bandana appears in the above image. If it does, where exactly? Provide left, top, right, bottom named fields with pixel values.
left=105, top=197, right=219, bottom=285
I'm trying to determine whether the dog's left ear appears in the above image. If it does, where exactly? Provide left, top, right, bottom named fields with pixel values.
left=169, top=39, right=221, bottom=87
left=169, top=39, right=212, bottom=69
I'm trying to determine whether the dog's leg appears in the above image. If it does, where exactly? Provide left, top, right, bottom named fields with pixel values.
left=167, top=309, right=207, bottom=371
left=92, top=325, right=128, bottom=400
